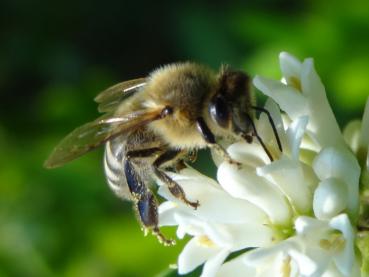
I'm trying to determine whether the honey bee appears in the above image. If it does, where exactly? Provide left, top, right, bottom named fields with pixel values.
left=44, top=63, right=282, bottom=245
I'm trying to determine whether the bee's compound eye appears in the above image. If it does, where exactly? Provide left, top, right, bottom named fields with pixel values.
left=209, top=96, right=230, bottom=128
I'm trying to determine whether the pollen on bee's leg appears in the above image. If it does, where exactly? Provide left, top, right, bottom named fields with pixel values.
left=155, top=168, right=200, bottom=209
left=225, top=156, right=242, bottom=168
left=222, top=153, right=242, bottom=169
left=141, top=227, right=149, bottom=236
left=187, top=151, right=197, bottom=163
left=210, top=143, right=241, bottom=168
left=136, top=192, right=175, bottom=245
left=152, top=227, right=176, bottom=246
left=167, top=181, right=200, bottom=209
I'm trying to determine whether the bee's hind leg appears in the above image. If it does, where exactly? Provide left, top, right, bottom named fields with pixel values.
left=124, top=158, right=175, bottom=246
left=153, top=150, right=200, bottom=209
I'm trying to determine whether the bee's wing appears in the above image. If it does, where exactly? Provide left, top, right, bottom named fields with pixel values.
left=44, top=108, right=163, bottom=169
left=94, top=78, right=147, bottom=113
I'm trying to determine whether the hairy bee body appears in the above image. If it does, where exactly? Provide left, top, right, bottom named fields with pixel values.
left=118, top=63, right=223, bottom=149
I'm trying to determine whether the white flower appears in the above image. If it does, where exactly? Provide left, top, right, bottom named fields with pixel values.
left=157, top=52, right=365, bottom=276
left=158, top=168, right=274, bottom=276
left=343, top=98, right=369, bottom=186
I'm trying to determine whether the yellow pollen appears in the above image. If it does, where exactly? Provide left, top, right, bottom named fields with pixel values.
left=319, top=239, right=331, bottom=250
left=197, top=235, right=216, bottom=247
left=281, top=256, right=292, bottom=277
left=331, top=235, right=346, bottom=252
left=289, top=76, right=302, bottom=92
left=142, top=228, right=149, bottom=236
left=319, top=233, right=346, bottom=252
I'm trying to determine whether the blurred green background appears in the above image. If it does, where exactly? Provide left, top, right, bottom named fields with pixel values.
left=1, top=0, right=369, bottom=276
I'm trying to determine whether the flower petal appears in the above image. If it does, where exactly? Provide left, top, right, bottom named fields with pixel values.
left=313, top=178, right=348, bottom=220
left=243, top=239, right=299, bottom=265
left=253, top=76, right=308, bottom=119
left=217, top=256, right=256, bottom=277
left=243, top=238, right=320, bottom=276
left=178, top=237, right=222, bottom=274
left=286, top=116, right=309, bottom=160
left=279, top=52, right=303, bottom=87
left=218, top=162, right=291, bottom=225
left=226, top=223, right=274, bottom=250
left=322, top=264, right=345, bottom=277
left=300, top=245, right=331, bottom=277
left=158, top=201, right=179, bottom=226
left=343, top=120, right=361, bottom=153
left=170, top=167, right=220, bottom=188
left=227, top=142, right=269, bottom=168
left=264, top=98, right=286, bottom=135
left=158, top=170, right=268, bottom=224
left=201, top=249, right=230, bottom=277
left=288, top=248, right=318, bottom=276
left=256, top=98, right=287, bottom=156
left=294, top=215, right=328, bottom=234
left=257, top=156, right=312, bottom=214
left=300, top=58, right=345, bottom=149
left=312, top=147, right=360, bottom=218
left=172, top=208, right=275, bottom=249
left=255, top=252, right=291, bottom=277
left=173, top=212, right=210, bottom=238
left=329, top=214, right=355, bottom=277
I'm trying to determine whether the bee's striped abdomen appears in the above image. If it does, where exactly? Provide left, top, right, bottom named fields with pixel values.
left=104, top=137, right=131, bottom=199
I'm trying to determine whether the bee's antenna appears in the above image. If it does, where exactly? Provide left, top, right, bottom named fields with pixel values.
left=251, top=106, right=283, bottom=152
left=244, top=114, right=274, bottom=162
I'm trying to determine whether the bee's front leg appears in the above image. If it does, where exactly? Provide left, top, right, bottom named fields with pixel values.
left=196, top=117, right=241, bottom=167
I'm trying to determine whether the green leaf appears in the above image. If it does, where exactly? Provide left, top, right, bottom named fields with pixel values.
left=357, top=231, right=369, bottom=275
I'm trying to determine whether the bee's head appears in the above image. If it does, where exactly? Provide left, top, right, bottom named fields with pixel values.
left=209, top=67, right=254, bottom=137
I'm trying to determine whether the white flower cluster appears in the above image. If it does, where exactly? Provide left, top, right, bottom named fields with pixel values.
left=157, top=52, right=369, bottom=277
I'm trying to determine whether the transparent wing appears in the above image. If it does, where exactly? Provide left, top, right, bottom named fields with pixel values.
left=44, top=108, right=163, bottom=168
left=94, top=78, right=146, bottom=113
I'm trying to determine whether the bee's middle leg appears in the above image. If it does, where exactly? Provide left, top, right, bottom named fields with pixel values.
left=153, top=150, right=200, bottom=209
